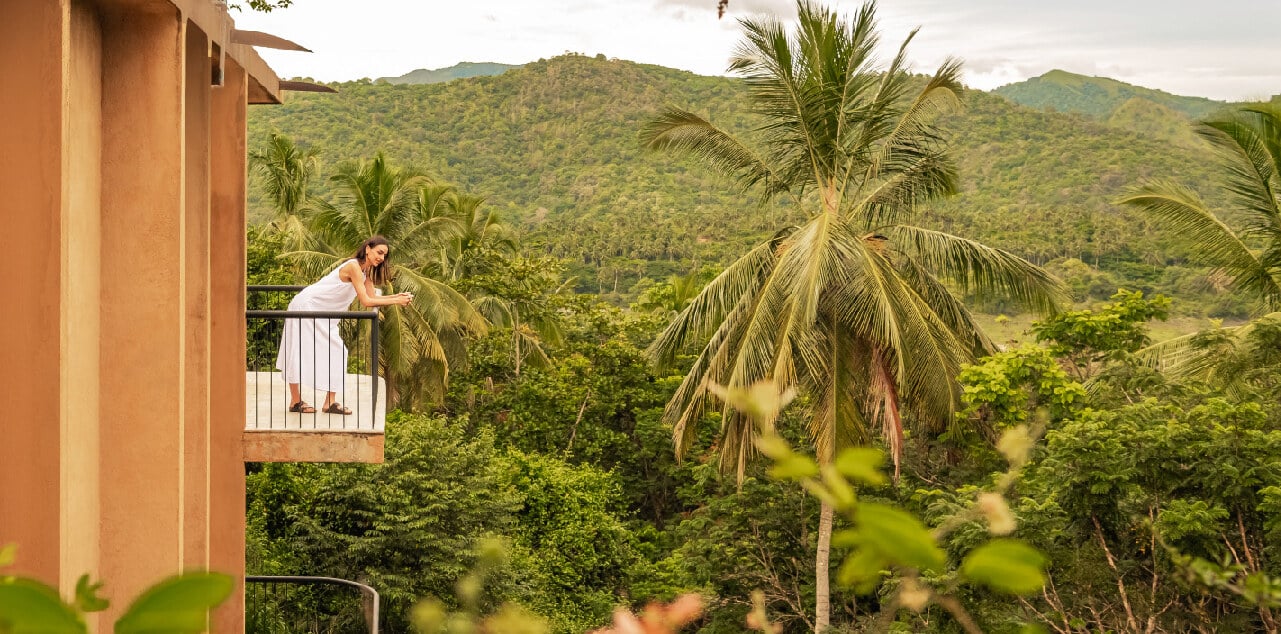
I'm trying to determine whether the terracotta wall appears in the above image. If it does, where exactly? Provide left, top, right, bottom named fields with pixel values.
left=0, top=2, right=254, bottom=630
left=0, top=0, right=73, bottom=587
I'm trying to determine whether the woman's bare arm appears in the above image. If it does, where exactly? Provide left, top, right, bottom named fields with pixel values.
left=341, top=261, right=411, bottom=308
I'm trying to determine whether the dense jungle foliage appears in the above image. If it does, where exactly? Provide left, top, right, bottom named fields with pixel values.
left=247, top=241, right=1281, bottom=632
left=241, top=12, right=1281, bottom=632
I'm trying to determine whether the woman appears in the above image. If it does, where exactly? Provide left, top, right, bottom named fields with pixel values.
left=277, top=236, right=412, bottom=414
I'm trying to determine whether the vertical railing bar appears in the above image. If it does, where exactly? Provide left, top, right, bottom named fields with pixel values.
left=353, top=320, right=358, bottom=435
left=308, top=316, right=314, bottom=429
left=371, top=310, right=379, bottom=432
left=353, top=319, right=358, bottom=431
left=256, top=316, right=263, bottom=432
left=266, top=316, right=271, bottom=430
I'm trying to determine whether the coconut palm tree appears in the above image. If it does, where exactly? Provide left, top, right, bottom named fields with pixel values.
left=249, top=133, right=319, bottom=248
left=288, top=152, right=487, bottom=409
left=442, top=193, right=519, bottom=281
left=1119, top=104, right=1281, bottom=379
left=642, top=2, right=1065, bottom=628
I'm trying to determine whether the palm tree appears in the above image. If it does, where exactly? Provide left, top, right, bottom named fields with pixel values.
left=442, top=193, right=519, bottom=281
left=642, top=2, right=1065, bottom=628
left=289, top=152, right=487, bottom=409
left=249, top=133, right=320, bottom=248
left=1118, top=103, right=1281, bottom=379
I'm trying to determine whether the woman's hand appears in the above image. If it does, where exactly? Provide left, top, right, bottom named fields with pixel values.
left=392, top=292, right=413, bottom=306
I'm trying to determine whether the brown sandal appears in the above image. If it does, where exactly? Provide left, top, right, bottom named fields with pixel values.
left=322, top=402, right=352, bottom=415
left=289, top=401, right=316, bottom=414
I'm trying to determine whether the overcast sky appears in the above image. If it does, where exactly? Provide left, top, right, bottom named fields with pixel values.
left=233, top=0, right=1280, bottom=101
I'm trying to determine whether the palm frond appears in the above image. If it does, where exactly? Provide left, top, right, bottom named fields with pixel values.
left=884, top=225, right=1068, bottom=315
left=896, top=255, right=996, bottom=355
left=1198, top=106, right=1281, bottom=241
left=1118, top=181, right=1281, bottom=309
left=649, top=239, right=779, bottom=368
left=665, top=286, right=760, bottom=457
left=851, top=151, right=959, bottom=225
left=641, top=107, right=785, bottom=197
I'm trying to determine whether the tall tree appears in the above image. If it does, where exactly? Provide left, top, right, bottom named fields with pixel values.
left=641, top=2, right=1065, bottom=629
left=289, top=152, right=487, bottom=409
left=1119, top=104, right=1281, bottom=377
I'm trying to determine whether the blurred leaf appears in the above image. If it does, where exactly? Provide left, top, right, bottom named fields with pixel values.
left=834, top=448, right=887, bottom=486
left=0, top=577, right=85, bottom=633
left=74, top=575, right=109, bottom=613
left=412, top=598, right=447, bottom=634
left=855, top=503, right=946, bottom=571
left=768, top=454, right=819, bottom=481
left=961, top=539, right=1047, bottom=595
left=0, top=544, right=15, bottom=569
left=114, top=572, right=233, bottom=634
left=835, top=548, right=888, bottom=594
left=753, top=433, right=792, bottom=460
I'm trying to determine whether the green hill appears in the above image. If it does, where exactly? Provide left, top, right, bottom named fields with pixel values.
left=994, top=69, right=1225, bottom=119
left=378, top=61, right=519, bottom=85
left=249, top=54, right=1243, bottom=316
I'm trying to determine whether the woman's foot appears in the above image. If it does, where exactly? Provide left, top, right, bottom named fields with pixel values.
left=289, top=401, right=316, bottom=413
left=322, top=402, right=352, bottom=415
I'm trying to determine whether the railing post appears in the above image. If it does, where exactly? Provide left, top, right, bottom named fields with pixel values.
left=370, top=309, right=379, bottom=430
left=363, top=587, right=380, bottom=634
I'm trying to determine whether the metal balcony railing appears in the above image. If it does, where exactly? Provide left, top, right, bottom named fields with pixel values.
left=246, top=575, right=380, bottom=634
left=246, top=286, right=383, bottom=431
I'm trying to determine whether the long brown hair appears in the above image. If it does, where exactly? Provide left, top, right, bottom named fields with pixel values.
left=354, top=235, right=393, bottom=285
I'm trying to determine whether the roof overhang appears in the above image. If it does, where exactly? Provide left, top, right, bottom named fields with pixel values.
left=95, top=0, right=289, bottom=104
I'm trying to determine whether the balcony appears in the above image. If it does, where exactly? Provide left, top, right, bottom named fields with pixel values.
left=244, top=286, right=386, bottom=463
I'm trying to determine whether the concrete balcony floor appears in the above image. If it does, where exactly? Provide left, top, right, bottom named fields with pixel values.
left=244, top=371, right=386, bottom=463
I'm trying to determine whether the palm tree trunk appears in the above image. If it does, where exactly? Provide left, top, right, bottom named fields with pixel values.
left=816, top=499, right=833, bottom=632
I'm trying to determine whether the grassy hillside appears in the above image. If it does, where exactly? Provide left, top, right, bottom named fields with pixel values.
left=249, top=54, right=1243, bottom=317
left=994, top=69, right=1225, bottom=119
left=379, top=61, right=519, bottom=84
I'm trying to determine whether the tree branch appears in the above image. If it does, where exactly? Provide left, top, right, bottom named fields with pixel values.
left=1093, top=514, right=1140, bottom=633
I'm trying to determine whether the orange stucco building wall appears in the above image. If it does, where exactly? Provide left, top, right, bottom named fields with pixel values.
left=0, top=0, right=279, bottom=630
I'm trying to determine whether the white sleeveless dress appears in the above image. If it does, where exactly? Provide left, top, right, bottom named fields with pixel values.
left=276, top=260, right=360, bottom=391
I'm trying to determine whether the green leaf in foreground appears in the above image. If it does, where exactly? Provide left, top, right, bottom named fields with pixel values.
left=114, top=572, right=233, bottom=634
left=833, top=448, right=887, bottom=486
left=74, top=575, right=109, bottom=613
left=0, top=577, right=86, bottom=633
left=835, top=548, right=888, bottom=595
left=961, top=539, right=1047, bottom=595
left=855, top=503, right=946, bottom=572
left=768, top=454, right=819, bottom=481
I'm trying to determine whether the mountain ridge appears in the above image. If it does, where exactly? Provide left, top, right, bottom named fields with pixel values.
left=994, top=69, right=1225, bottom=119
left=379, top=61, right=520, bottom=85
